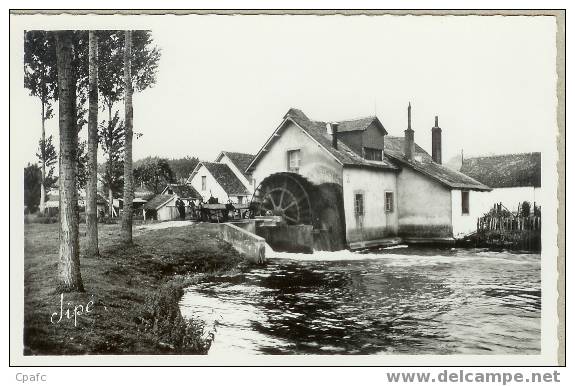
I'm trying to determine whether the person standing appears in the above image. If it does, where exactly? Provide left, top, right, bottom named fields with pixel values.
left=176, top=198, right=185, bottom=220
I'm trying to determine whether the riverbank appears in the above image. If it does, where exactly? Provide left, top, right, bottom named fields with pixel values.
left=23, top=222, right=244, bottom=355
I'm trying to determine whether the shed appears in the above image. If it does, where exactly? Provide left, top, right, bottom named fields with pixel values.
left=142, top=194, right=178, bottom=221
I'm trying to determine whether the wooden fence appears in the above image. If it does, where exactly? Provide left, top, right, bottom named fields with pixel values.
left=473, top=202, right=541, bottom=251
left=477, top=215, right=541, bottom=232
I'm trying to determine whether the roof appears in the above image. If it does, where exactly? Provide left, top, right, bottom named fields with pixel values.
left=215, top=151, right=254, bottom=178
left=247, top=108, right=398, bottom=172
left=163, top=183, right=202, bottom=199
left=143, top=194, right=175, bottom=210
left=384, top=136, right=432, bottom=160
left=460, top=152, right=541, bottom=188
left=384, top=136, right=491, bottom=191
left=201, top=162, right=251, bottom=195
left=337, top=116, right=387, bottom=134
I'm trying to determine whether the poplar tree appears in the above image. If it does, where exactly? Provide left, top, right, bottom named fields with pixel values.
left=55, top=30, right=84, bottom=292
left=121, top=30, right=134, bottom=244
left=85, top=31, right=99, bottom=256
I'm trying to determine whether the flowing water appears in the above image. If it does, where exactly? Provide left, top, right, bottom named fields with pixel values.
left=180, top=246, right=540, bottom=355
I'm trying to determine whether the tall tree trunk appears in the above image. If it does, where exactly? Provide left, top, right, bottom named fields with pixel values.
left=121, top=30, right=134, bottom=243
left=55, top=31, right=84, bottom=292
left=85, top=31, right=99, bottom=256
left=39, top=102, right=46, bottom=213
left=107, top=104, right=114, bottom=218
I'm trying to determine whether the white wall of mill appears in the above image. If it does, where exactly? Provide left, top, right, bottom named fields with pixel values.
left=190, top=164, right=231, bottom=203
left=450, top=189, right=493, bottom=238
left=250, top=120, right=343, bottom=188
left=482, top=186, right=539, bottom=212
left=342, top=167, right=398, bottom=243
left=450, top=186, right=539, bottom=237
left=396, top=166, right=453, bottom=237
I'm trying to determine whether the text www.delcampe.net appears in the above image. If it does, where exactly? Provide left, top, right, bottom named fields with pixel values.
left=385, top=370, right=561, bottom=384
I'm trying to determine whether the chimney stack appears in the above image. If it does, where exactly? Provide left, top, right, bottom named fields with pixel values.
left=432, top=115, right=442, bottom=164
left=404, top=102, right=415, bottom=160
left=328, top=122, right=339, bottom=149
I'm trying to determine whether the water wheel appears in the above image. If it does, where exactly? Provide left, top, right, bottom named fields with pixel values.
left=250, top=173, right=314, bottom=225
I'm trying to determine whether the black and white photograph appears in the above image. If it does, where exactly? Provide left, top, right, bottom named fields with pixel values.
left=9, top=9, right=564, bottom=368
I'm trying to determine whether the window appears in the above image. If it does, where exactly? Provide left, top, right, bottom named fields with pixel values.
left=364, top=147, right=383, bottom=161
left=287, top=149, right=301, bottom=173
left=354, top=193, right=364, bottom=216
left=461, top=191, right=470, bottom=215
left=201, top=176, right=207, bottom=191
left=385, top=192, right=394, bottom=212
left=237, top=196, right=243, bottom=204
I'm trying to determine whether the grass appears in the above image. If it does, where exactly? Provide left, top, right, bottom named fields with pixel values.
left=23, top=222, right=244, bottom=355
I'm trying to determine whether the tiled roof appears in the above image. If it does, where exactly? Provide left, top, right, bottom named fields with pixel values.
left=202, top=162, right=251, bottom=195
left=460, top=152, right=541, bottom=188
left=384, top=136, right=432, bottom=160
left=337, top=116, right=386, bottom=134
left=216, top=151, right=254, bottom=177
left=143, top=194, right=175, bottom=210
left=248, top=108, right=397, bottom=171
left=164, top=183, right=202, bottom=199
left=384, top=138, right=491, bottom=191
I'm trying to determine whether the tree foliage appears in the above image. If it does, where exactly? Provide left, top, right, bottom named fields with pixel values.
left=168, top=156, right=200, bottom=183
left=24, top=31, right=58, bottom=110
left=76, top=140, right=89, bottom=190
left=98, top=30, right=161, bottom=111
left=98, top=111, right=125, bottom=196
left=24, top=163, right=42, bottom=212
left=36, top=135, right=58, bottom=189
left=134, top=157, right=175, bottom=194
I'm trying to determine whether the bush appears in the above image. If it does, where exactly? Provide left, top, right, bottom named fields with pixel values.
left=521, top=201, right=531, bottom=217
left=24, top=214, right=58, bottom=224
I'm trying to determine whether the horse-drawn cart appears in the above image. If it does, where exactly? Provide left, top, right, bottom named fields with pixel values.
left=196, top=203, right=251, bottom=223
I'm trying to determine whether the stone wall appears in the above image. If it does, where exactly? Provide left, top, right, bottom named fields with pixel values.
left=219, top=223, right=266, bottom=263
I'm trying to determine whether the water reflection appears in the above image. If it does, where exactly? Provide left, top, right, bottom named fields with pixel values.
left=180, top=247, right=540, bottom=355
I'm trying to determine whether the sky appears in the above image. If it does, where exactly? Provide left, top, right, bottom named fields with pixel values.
left=11, top=14, right=557, bottom=168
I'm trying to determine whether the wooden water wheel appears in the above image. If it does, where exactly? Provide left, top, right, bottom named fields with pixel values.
left=250, top=173, right=314, bottom=225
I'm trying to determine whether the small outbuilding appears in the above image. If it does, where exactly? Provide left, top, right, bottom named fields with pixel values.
left=142, top=194, right=179, bottom=221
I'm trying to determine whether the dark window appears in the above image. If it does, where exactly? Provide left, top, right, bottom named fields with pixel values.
left=462, top=191, right=470, bottom=214
left=287, top=149, right=301, bottom=173
left=364, top=147, right=383, bottom=161
left=385, top=192, right=394, bottom=212
left=237, top=196, right=243, bottom=204
left=354, top=193, right=364, bottom=216
left=201, top=176, right=207, bottom=191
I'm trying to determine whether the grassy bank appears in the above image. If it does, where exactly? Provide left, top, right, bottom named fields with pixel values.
left=23, top=222, right=244, bottom=355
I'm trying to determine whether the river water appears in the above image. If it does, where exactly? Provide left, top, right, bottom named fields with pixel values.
left=180, top=246, right=540, bottom=355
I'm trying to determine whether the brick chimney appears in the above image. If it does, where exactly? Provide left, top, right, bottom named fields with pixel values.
left=404, top=102, right=415, bottom=160
left=432, top=115, right=442, bottom=164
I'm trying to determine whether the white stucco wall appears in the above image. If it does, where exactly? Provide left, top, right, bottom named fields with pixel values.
left=450, top=189, right=493, bottom=238
left=250, top=120, right=343, bottom=188
left=396, top=167, right=453, bottom=238
left=481, top=186, right=539, bottom=213
left=190, top=164, right=232, bottom=203
left=450, top=186, right=539, bottom=237
left=342, top=167, right=398, bottom=244
left=219, top=154, right=254, bottom=195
